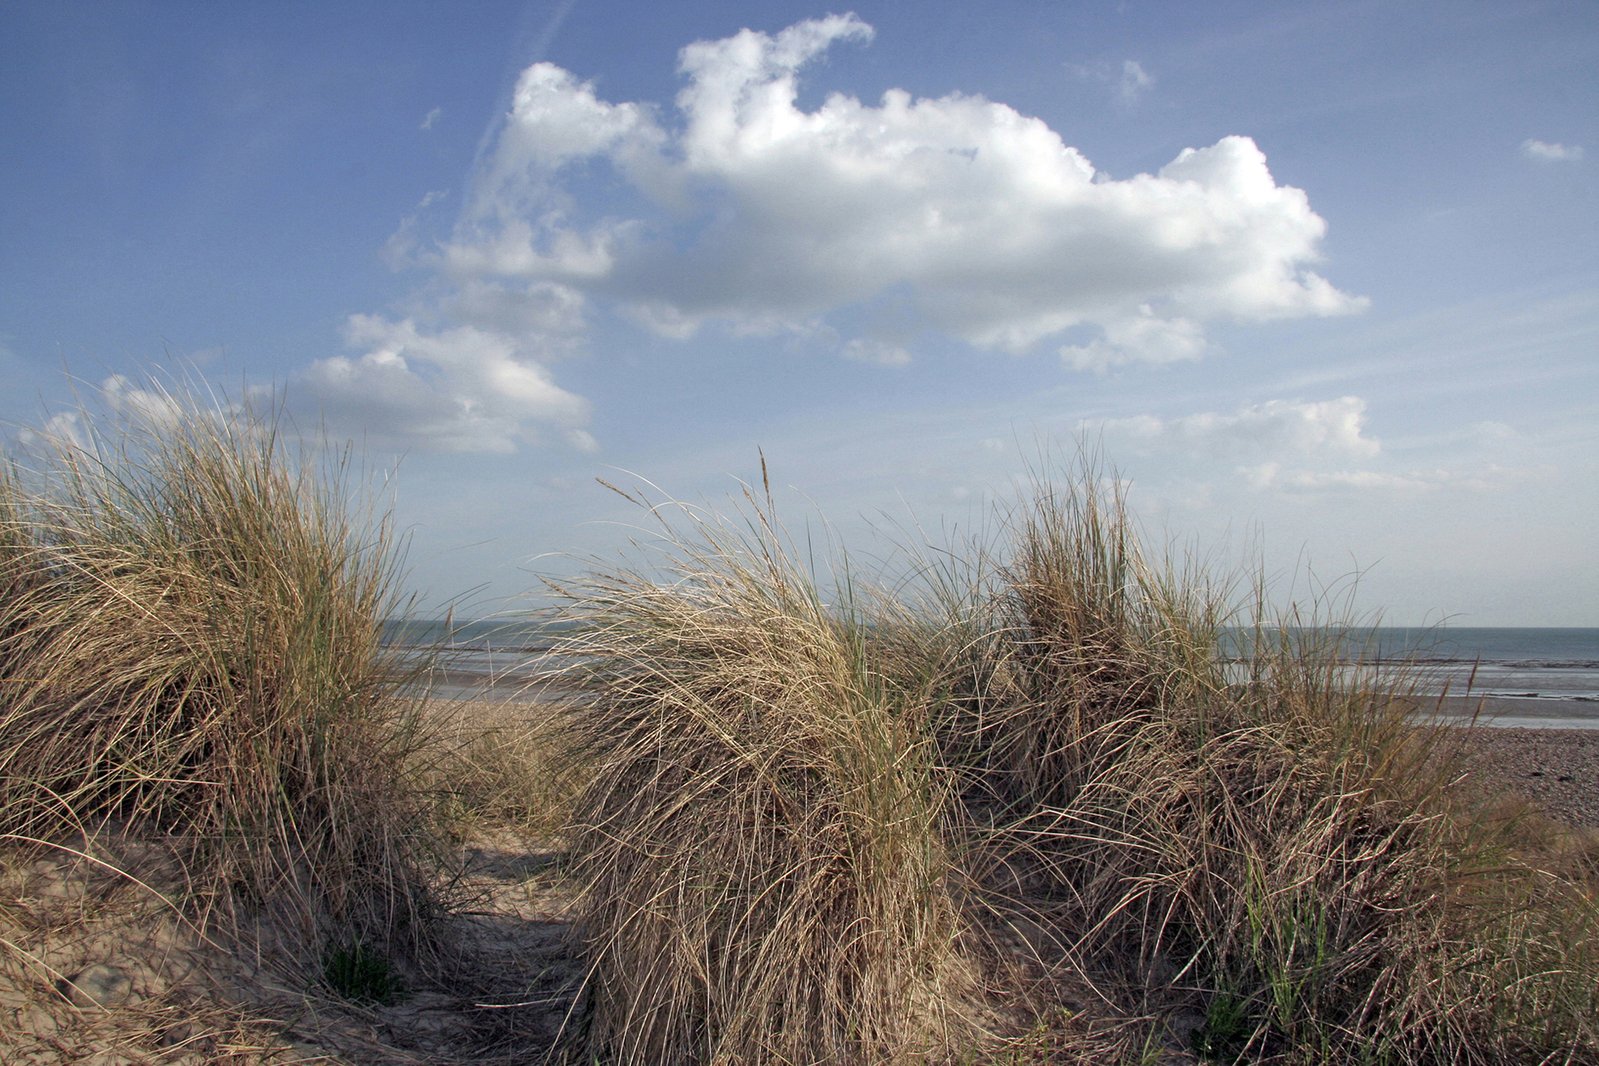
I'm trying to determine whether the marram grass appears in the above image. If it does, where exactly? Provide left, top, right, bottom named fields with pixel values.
left=966, top=474, right=1598, bottom=1063
left=0, top=387, right=442, bottom=974
left=6, top=391, right=1592, bottom=1063
left=549, top=463, right=1598, bottom=1065
left=551, top=482, right=978, bottom=1065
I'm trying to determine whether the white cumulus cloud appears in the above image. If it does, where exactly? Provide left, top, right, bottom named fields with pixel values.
left=1521, top=139, right=1583, bottom=163
left=448, top=14, right=1362, bottom=362
left=295, top=316, right=589, bottom=454
left=292, top=15, right=1363, bottom=453
left=1061, top=309, right=1207, bottom=371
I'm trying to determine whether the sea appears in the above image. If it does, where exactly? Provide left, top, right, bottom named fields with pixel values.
left=1362, top=627, right=1599, bottom=730
left=382, top=617, right=568, bottom=701
left=383, top=621, right=1599, bottom=730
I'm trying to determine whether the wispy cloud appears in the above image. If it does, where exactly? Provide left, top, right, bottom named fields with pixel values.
left=1090, top=397, right=1381, bottom=459
left=842, top=338, right=913, bottom=367
left=1091, top=397, right=1521, bottom=500
left=382, top=189, right=450, bottom=269
left=1069, top=57, right=1155, bottom=106
left=420, top=106, right=443, bottom=131
left=1521, top=138, right=1583, bottom=163
left=1240, top=464, right=1471, bottom=494
left=12, top=375, right=191, bottom=456
left=1119, top=60, right=1154, bottom=104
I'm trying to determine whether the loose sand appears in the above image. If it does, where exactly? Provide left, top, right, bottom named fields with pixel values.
left=0, top=824, right=581, bottom=1064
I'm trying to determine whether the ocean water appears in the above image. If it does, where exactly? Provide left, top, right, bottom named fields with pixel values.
left=382, top=617, right=568, bottom=699
left=1369, top=627, right=1599, bottom=729
left=385, top=620, right=1599, bottom=727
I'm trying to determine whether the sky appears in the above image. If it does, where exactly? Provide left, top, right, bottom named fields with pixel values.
left=2, top=1, right=1595, bottom=626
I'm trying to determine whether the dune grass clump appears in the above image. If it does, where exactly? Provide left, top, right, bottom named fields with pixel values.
left=0, top=387, right=441, bottom=974
left=551, top=460, right=1597, bottom=1064
left=0, top=466, right=37, bottom=664
left=959, top=471, right=1599, bottom=1063
left=552, top=482, right=975, bottom=1065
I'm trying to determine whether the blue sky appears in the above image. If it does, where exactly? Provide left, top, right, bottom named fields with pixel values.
left=3, top=1, right=1595, bottom=625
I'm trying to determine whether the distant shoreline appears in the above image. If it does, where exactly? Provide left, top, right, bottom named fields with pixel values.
left=425, top=677, right=1599, bottom=731
left=1425, top=694, right=1599, bottom=730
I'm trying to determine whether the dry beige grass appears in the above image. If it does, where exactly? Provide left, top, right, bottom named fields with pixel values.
left=4, top=395, right=1596, bottom=1064
left=547, top=461, right=1599, bottom=1065
left=416, top=697, right=582, bottom=841
left=0, top=387, right=443, bottom=993
left=946, top=470, right=1599, bottom=1063
left=0, top=692, right=591, bottom=1065
left=0, top=387, right=596, bottom=1062
left=550, top=479, right=979, bottom=1065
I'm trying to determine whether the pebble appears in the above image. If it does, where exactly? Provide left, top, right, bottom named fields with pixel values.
left=1459, top=726, right=1599, bottom=830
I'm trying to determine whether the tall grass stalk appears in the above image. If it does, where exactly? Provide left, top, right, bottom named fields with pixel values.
left=0, top=386, right=441, bottom=973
